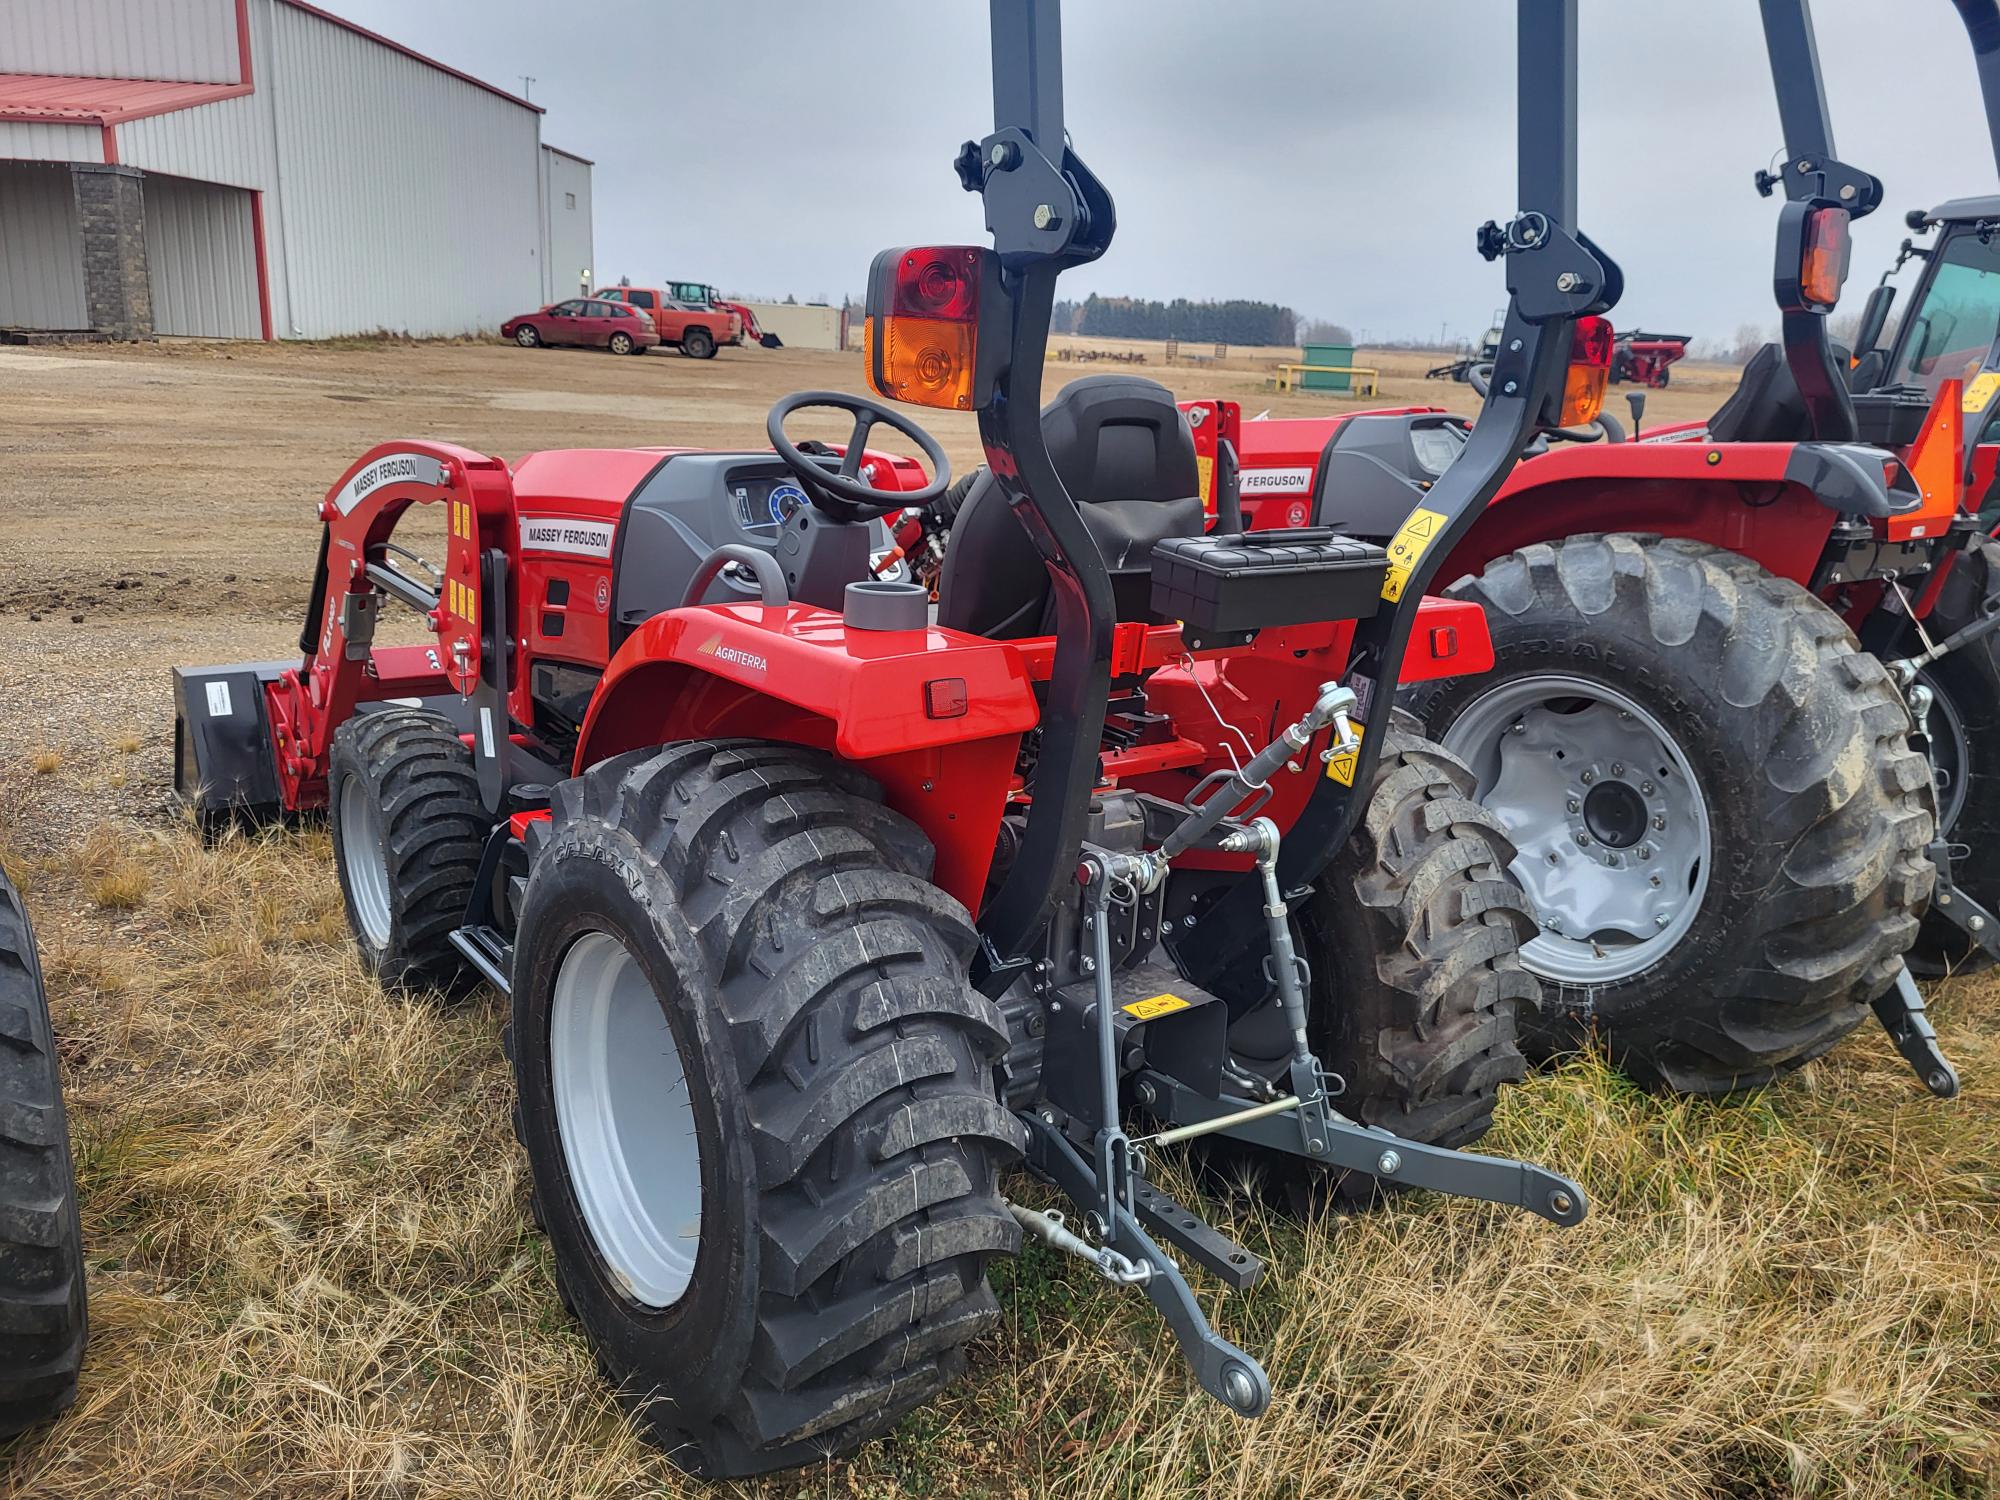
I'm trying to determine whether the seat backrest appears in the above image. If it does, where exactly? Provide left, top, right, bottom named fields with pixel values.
left=1706, top=339, right=1852, bottom=444
left=937, top=376, right=1206, bottom=638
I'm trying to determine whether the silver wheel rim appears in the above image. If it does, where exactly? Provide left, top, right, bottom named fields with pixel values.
left=1441, top=673, right=1712, bottom=985
left=338, top=775, right=393, bottom=948
left=517, top=327, right=536, bottom=346
left=550, top=931, right=702, bottom=1309
left=611, top=334, right=631, bottom=354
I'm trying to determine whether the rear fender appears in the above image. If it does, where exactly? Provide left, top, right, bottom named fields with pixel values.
left=573, top=602, right=1039, bottom=907
left=1443, top=440, right=1844, bottom=587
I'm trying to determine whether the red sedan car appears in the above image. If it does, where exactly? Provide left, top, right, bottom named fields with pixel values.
left=501, top=298, right=662, bottom=355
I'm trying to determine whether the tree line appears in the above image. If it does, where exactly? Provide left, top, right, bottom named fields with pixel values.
left=1051, top=295, right=1302, bottom=347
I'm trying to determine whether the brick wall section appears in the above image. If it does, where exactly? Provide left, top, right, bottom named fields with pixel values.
left=70, top=165, right=153, bottom=340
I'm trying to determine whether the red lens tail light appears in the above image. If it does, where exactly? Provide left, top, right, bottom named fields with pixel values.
left=1801, top=207, right=1851, bottom=308
left=1559, top=315, right=1614, bottom=427
left=865, top=246, right=997, bottom=411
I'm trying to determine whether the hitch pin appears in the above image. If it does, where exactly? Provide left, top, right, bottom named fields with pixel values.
left=1140, top=1094, right=1302, bottom=1148
left=1007, top=1203, right=1151, bottom=1285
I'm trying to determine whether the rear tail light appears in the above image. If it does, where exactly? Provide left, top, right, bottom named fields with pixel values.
left=1558, top=315, right=1614, bottom=427
left=865, top=246, right=999, bottom=410
left=1800, top=207, right=1851, bottom=309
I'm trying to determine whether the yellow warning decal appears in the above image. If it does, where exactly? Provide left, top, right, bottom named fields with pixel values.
left=1381, top=506, right=1448, bottom=603
left=1323, top=721, right=1365, bottom=786
left=1123, top=992, right=1193, bottom=1020
left=1965, top=372, right=2000, bottom=413
left=1195, top=453, right=1214, bottom=510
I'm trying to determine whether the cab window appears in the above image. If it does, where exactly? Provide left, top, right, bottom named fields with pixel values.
left=627, top=289, right=657, bottom=309
left=1892, top=229, right=2000, bottom=397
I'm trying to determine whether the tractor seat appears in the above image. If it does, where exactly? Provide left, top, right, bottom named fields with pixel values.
left=1706, top=339, right=1854, bottom=444
left=936, top=375, right=1207, bottom=639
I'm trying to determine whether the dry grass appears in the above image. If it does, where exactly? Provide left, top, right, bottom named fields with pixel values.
left=32, top=749, right=61, bottom=776
left=3, top=817, right=1996, bottom=1498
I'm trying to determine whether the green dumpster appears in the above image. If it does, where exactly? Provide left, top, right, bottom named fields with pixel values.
left=1301, top=342, right=1355, bottom=392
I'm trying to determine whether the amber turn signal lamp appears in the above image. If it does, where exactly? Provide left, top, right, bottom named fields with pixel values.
left=865, top=246, right=998, bottom=411
left=1559, top=315, right=1614, bottom=428
left=1800, top=207, right=1851, bottom=309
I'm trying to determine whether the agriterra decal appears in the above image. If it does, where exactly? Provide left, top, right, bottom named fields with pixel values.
left=520, top=517, right=617, bottom=559
left=696, top=634, right=769, bottom=673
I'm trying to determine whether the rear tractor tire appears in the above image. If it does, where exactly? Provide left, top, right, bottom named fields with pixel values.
left=1408, top=534, right=1935, bottom=1094
left=509, top=741, right=1024, bottom=1477
left=329, top=708, right=487, bottom=989
left=1907, top=537, right=2000, bottom=975
left=0, top=867, right=87, bottom=1437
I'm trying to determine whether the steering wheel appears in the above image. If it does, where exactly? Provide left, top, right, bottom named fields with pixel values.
left=767, top=390, right=951, bottom=522
left=1468, top=362, right=1625, bottom=444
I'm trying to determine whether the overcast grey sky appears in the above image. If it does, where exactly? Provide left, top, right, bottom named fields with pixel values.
left=325, top=1, right=1992, bottom=345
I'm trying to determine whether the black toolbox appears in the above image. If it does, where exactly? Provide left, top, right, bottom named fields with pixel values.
left=1851, top=386, right=1932, bottom=449
left=1150, top=528, right=1388, bottom=648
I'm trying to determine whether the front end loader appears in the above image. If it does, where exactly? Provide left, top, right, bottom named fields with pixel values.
left=176, top=0, right=1616, bottom=1476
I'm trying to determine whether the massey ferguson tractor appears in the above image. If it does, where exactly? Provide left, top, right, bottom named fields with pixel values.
left=1157, top=0, right=1973, bottom=1103
left=174, top=0, right=1620, bottom=1475
left=0, top=862, right=88, bottom=1437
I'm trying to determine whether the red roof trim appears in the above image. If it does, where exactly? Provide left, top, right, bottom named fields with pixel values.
left=277, top=1, right=544, bottom=114
left=0, top=75, right=252, bottom=129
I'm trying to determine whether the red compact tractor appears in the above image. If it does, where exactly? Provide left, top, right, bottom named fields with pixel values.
left=0, top=863, right=88, bottom=1437
left=175, top=0, right=1622, bottom=1476
left=1139, top=0, right=1973, bottom=1103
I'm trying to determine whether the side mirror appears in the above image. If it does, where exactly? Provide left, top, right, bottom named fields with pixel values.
left=1625, top=390, right=1646, bottom=437
left=1854, top=282, right=1896, bottom=358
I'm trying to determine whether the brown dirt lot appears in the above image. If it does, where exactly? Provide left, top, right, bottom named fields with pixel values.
left=0, top=337, right=1993, bottom=1499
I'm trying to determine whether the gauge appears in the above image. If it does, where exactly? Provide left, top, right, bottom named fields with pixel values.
left=768, top=482, right=810, bottom=524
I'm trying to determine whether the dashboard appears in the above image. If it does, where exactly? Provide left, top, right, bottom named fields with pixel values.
left=728, top=465, right=813, bottom=532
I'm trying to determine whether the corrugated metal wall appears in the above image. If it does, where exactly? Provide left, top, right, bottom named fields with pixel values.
left=0, top=0, right=242, bottom=84
left=144, top=173, right=260, bottom=338
left=261, top=0, right=542, bottom=338
left=541, top=148, right=593, bottom=303
left=0, top=163, right=88, bottom=330
left=0, top=122, right=104, bottom=164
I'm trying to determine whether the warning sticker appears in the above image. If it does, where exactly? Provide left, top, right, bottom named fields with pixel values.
left=1323, top=722, right=1365, bottom=786
left=1122, top=992, right=1193, bottom=1021
left=1195, top=453, right=1214, bottom=509
left=1381, top=506, right=1448, bottom=604
left=1965, top=372, right=2000, bottom=413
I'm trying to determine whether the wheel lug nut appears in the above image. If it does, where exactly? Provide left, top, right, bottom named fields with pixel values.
left=1544, top=917, right=1562, bottom=931
left=1638, top=846, right=1652, bottom=860
left=1581, top=769, right=1596, bottom=785
left=1567, top=798, right=1581, bottom=813
left=1655, top=912, right=1671, bottom=927
left=1641, top=780, right=1655, bottom=795
left=1611, top=762, right=1625, bottom=776
left=1653, top=815, right=1666, bottom=830
left=1575, top=832, right=1591, bottom=846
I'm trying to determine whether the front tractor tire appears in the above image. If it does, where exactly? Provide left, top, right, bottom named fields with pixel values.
left=510, top=741, right=1023, bottom=1478
left=1408, top=535, right=1935, bottom=1094
left=0, top=868, right=87, bottom=1437
left=329, top=708, right=487, bottom=990
left=1303, top=718, right=1542, bottom=1153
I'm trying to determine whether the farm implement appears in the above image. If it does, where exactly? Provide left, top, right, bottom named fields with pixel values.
left=1608, top=328, right=1689, bottom=388
left=175, top=0, right=1619, bottom=1476
left=1157, top=0, right=1978, bottom=1101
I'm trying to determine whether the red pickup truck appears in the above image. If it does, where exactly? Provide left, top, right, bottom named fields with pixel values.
left=593, top=287, right=739, bottom=359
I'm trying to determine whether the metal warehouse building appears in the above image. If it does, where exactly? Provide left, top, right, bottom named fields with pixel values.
left=0, top=0, right=593, bottom=340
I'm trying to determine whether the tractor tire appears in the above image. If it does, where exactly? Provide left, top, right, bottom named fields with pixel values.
left=608, top=331, right=636, bottom=356
left=515, top=325, right=541, bottom=348
left=1909, top=538, right=2000, bottom=974
left=680, top=327, right=716, bottom=360
left=329, top=708, right=487, bottom=990
left=509, top=740, right=1023, bottom=1478
left=0, top=868, right=87, bottom=1438
left=1300, top=717, right=1541, bottom=1154
left=1407, top=535, right=1935, bottom=1094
